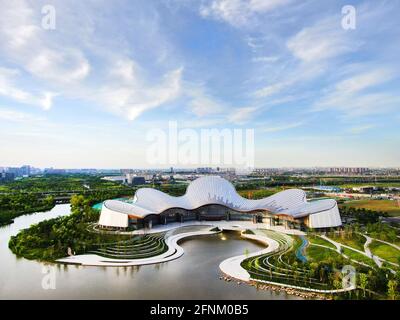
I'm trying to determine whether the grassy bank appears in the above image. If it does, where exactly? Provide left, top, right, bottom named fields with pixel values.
left=0, top=195, right=55, bottom=226
left=369, top=241, right=400, bottom=265
left=328, top=232, right=366, bottom=251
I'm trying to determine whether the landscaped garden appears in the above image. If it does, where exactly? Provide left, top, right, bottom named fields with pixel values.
left=240, top=227, right=400, bottom=299
left=241, top=230, right=348, bottom=291
left=307, top=234, right=337, bottom=249
left=365, top=223, right=400, bottom=246
left=341, top=247, right=375, bottom=267
left=88, top=233, right=168, bottom=259
left=306, top=245, right=342, bottom=262
left=328, top=229, right=366, bottom=251
left=6, top=189, right=400, bottom=299
left=369, top=241, right=400, bottom=265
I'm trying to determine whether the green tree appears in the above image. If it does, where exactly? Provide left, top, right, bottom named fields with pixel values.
left=387, top=280, right=398, bottom=300
left=359, top=273, right=368, bottom=298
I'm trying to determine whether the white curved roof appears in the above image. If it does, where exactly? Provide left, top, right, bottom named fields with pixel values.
left=102, top=176, right=338, bottom=220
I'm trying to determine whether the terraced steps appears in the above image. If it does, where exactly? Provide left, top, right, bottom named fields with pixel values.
left=88, top=233, right=169, bottom=260
left=241, top=230, right=329, bottom=290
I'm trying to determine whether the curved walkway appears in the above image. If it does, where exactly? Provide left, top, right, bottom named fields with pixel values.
left=219, top=233, right=280, bottom=282
left=321, top=234, right=399, bottom=271
left=219, top=231, right=355, bottom=294
left=371, top=237, right=400, bottom=251
left=58, top=221, right=303, bottom=267
left=361, top=234, right=383, bottom=267
left=318, top=235, right=341, bottom=253
left=363, top=235, right=373, bottom=258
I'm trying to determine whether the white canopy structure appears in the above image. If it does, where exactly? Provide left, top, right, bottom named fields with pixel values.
left=98, top=176, right=342, bottom=229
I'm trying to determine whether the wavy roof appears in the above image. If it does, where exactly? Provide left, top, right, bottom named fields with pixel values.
left=102, top=176, right=337, bottom=219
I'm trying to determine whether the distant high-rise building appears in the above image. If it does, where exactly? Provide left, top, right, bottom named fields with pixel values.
left=196, top=167, right=213, bottom=174
left=44, top=168, right=67, bottom=175
left=328, top=167, right=368, bottom=175
left=0, top=171, right=15, bottom=182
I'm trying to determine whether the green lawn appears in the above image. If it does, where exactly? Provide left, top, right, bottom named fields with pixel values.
left=369, top=241, right=400, bottom=264
left=341, top=247, right=375, bottom=267
left=307, top=235, right=337, bottom=249
left=329, top=232, right=366, bottom=251
left=338, top=182, right=400, bottom=188
left=340, top=199, right=400, bottom=217
left=306, top=245, right=341, bottom=262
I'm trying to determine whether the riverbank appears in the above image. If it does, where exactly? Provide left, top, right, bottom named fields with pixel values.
left=219, top=275, right=329, bottom=299
left=0, top=202, right=55, bottom=226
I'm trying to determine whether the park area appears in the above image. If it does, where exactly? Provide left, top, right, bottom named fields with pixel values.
left=340, top=199, right=400, bottom=217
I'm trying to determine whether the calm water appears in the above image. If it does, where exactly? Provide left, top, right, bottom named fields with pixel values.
left=0, top=205, right=298, bottom=300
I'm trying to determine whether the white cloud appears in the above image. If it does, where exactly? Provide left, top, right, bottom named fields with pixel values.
left=287, top=18, right=359, bottom=62
left=254, top=82, right=288, bottom=98
left=0, top=67, right=56, bottom=110
left=26, top=48, right=90, bottom=83
left=186, top=86, right=225, bottom=117
left=0, top=0, right=40, bottom=48
left=252, top=56, right=279, bottom=63
left=110, top=59, right=139, bottom=83
left=98, top=66, right=183, bottom=120
left=324, top=93, right=399, bottom=117
left=313, top=68, right=398, bottom=117
left=40, top=92, right=58, bottom=111
left=335, top=69, right=393, bottom=94
left=0, top=1, right=90, bottom=84
left=228, top=106, right=258, bottom=124
left=262, top=121, right=304, bottom=133
left=200, top=0, right=291, bottom=27
left=0, top=1, right=183, bottom=120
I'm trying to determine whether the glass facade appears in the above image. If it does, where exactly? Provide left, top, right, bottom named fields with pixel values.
left=130, top=204, right=306, bottom=230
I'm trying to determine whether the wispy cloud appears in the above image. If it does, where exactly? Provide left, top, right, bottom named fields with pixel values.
left=312, top=68, right=398, bottom=117
left=199, top=0, right=291, bottom=27
left=262, top=121, right=304, bottom=133
left=0, top=67, right=56, bottom=110
left=228, top=106, right=259, bottom=124
left=1, top=0, right=399, bottom=167
left=287, top=17, right=360, bottom=63
left=252, top=56, right=279, bottom=63
left=0, top=0, right=183, bottom=120
left=97, top=64, right=183, bottom=120
left=186, top=86, right=226, bottom=117
left=0, top=1, right=90, bottom=84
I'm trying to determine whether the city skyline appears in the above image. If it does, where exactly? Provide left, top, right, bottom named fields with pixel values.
left=0, top=0, right=399, bottom=168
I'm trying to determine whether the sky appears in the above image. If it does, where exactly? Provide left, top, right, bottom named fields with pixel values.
left=0, top=0, right=399, bottom=169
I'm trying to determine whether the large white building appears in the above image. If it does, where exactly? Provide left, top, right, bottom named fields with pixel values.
left=98, top=176, right=342, bottom=230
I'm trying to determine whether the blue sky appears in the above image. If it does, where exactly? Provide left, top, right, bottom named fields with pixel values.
left=0, top=0, right=399, bottom=168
